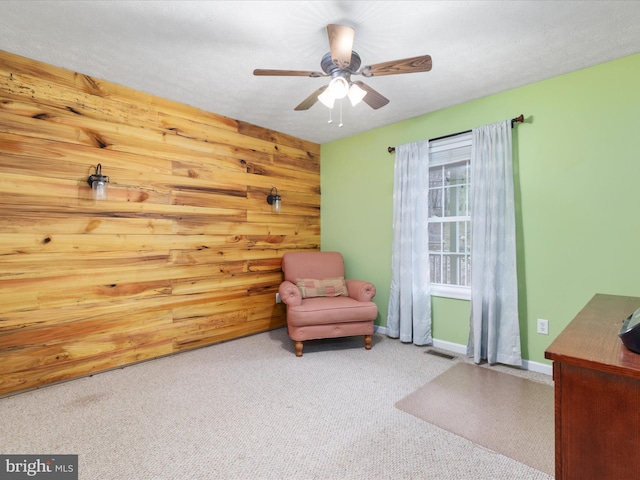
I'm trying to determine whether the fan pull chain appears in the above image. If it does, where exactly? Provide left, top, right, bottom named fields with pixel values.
left=338, top=100, right=343, bottom=128
left=328, top=108, right=333, bottom=124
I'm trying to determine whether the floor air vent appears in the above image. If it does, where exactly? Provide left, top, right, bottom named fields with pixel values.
left=426, top=349, right=456, bottom=360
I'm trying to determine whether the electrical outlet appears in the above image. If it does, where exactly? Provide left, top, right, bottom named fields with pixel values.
left=275, top=293, right=281, bottom=304
left=537, top=318, right=549, bottom=335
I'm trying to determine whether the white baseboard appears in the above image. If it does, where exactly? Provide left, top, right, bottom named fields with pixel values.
left=432, top=338, right=467, bottom=355
left=373, top=325, right=552, bottom=376
left=374, top=325, right=388, bottom=335
left=521, top=359, right=553, bottom=376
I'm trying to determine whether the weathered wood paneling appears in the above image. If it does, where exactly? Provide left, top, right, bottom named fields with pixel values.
left=0, top=50, right=320, bottom=396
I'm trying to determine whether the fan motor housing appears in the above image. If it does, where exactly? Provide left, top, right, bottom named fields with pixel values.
left=321, top=51, right=362, bottom=75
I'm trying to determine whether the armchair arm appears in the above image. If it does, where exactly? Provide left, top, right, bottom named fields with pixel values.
left=346, top=279, right=376, bottom=302
left=279, top=280, right=302, bottom=306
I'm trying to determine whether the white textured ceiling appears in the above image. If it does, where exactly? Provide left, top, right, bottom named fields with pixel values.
left=1, top=1, right=640, bottom=144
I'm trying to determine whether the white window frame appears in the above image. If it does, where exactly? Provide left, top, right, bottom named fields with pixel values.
left=428, top=132, right=472, bottom=301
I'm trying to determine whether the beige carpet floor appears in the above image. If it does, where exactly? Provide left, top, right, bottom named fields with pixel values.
left=1, top=329, right=555, bottom=479
left=395, top=362, right=555, bottom=476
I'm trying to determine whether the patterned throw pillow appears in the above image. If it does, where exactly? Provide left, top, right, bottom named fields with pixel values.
left=295, top=277, right=348, bottom=298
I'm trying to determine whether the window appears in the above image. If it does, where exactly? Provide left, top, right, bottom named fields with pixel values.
left=428, top=132, right=472, bottom=300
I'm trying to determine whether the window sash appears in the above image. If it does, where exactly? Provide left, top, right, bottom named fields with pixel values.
left=428, top=132, right=472, bottom=294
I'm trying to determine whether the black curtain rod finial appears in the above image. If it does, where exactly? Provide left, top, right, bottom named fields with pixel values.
left=511, top=114, right=524, bottom=128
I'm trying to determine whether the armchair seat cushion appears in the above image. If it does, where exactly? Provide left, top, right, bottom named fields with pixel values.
left=286, top=296, right=378, bottom=327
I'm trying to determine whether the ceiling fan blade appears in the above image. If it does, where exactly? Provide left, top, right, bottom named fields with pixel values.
left=352, top=81, right=390, bottom=109
left=360, top=55, right=432, bottom=77
left=327, top=24, right=355, bottom=69
left=253, top=69, right=325, bottom=78
left=294, top=85, right=328, bottom=111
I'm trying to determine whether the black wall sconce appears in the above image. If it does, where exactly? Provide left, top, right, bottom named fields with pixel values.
left=88, top=163, right=109, bottom=200
left=266, top=187, right=281, bottom=213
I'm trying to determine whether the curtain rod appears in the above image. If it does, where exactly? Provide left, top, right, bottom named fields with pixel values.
left=387, top=114, right=525, bottom=154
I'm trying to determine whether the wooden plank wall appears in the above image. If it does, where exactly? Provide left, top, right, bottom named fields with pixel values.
left=0, top=50, right=320, bottom=396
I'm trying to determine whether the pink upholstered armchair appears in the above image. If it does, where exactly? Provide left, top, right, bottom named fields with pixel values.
left=278, top=251, right=378, bottom=357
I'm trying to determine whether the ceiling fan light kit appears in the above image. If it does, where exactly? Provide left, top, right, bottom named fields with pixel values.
left=318, top=77, right=365, bottom=109
left=253, top=24, right=432, bottom=126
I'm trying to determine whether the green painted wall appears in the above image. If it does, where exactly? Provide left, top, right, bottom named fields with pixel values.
left=321, top=52, right=640, bottom=366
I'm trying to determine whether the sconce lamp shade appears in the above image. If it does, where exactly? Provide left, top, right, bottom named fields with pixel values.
left=88, top=163, right=109, bottom=200
left=267, top=187, right=281, bottom=213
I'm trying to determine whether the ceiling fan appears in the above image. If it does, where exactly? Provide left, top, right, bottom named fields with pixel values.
left=253, top=24, right=432, bottom=111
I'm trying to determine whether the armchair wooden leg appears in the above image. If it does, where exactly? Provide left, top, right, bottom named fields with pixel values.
left=295, top=341, right=303, bottom=357
left=365, top=335, right=372, bottom=350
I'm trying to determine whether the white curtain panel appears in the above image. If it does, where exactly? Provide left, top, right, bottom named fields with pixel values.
left=467, top=120, right=522, bottom=366
left=387, top=140, right=432, bottom=345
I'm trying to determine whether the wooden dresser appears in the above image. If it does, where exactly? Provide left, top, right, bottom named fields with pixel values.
left=545, top=294, right=640, bottom=480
